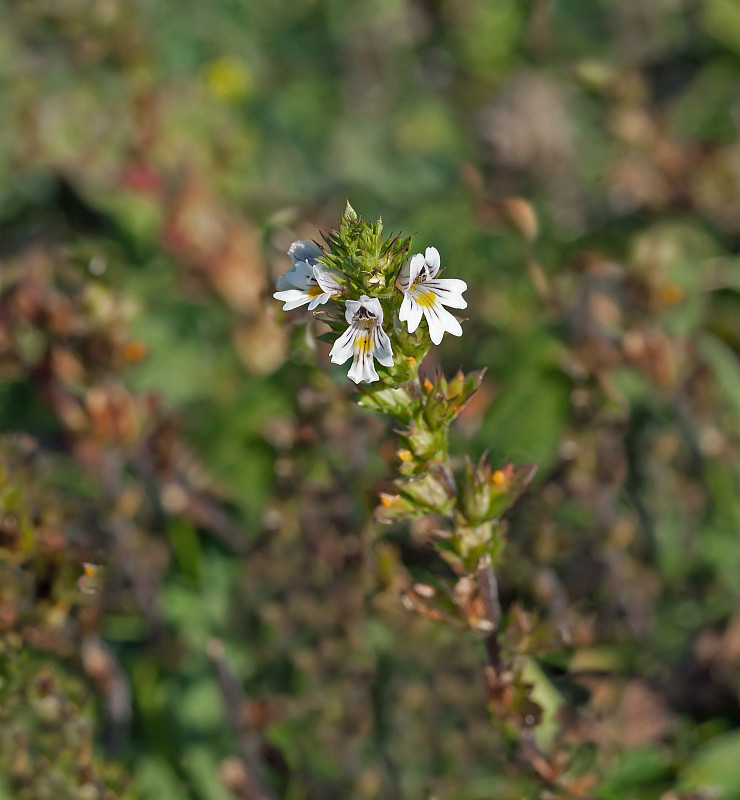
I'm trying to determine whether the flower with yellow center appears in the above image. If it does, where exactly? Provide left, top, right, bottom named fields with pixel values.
left=396, top=247, right=467, bottom=345
left=329, top=296, right=393, bottom=384
left=273, top=241, right=342, bottom=311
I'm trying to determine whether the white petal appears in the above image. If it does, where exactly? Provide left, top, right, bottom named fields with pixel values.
left=398, top=293, right=410, bottom=322
left=275, top=271, right=293, bottom=292
left=273, top=288, right=312, bottom=311
left=347, top=351, right=379, bottom=384
left=329, top=324, right=358, bottom=364
left=289, top=240, right=322, bottom=265
left=424, top=302, right=462, bottom=345
left=397, top=254, right=425, bottom=291
left=373, top=327, right=394, bottom=367
left=360, top=295, right=384, bottom=325
left=399, top=294, right=423, bottom=333
left=277, top=261, right=314, bottom=292
left=307, top=291, right=333, bottom=310
left=409, top=254, right=425, bottom=283
left=348, top=324, right=379, bottom=383
left=427, top=279, right=468, bottom=309
left=313, top=265, right=343, bottom=294
left=276, top=262, right=302, bottom=291
left=424, top=247, right=441, bottom=278
left=396, top=259, right=413, bottom=291
left=344, top=301, right=361, bottom=325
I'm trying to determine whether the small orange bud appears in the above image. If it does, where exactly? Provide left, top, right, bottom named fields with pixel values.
left=124, top=340, right=148, bottom=363
left=397, top=449, right=413, bottom=462
left=379, top=494, right=399, bottom=508
left=423, top=378, right=433, bottom=391
left=491, top=470, right=506, bottom=485
left=407, top=356, right=417, bottom=366
left=661, top=284, right=684, bottom=306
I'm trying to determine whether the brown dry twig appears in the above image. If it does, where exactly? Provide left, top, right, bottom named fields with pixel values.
left=477, top=554, right=503, bottom=669
left=206, top=638, right=277, bottom=800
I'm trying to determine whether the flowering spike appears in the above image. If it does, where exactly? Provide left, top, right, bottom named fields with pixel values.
left=274, top=204, right=540, bottom=728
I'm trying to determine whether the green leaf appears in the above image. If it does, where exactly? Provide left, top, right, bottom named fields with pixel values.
left=167, top=519, right=202, bottom=581
left=703, top=0, right=740, bottom=56
left=518, top=656, right=564, bottom=751
left=480, top=367, right=570, bottom=470
left=699, top=333, right=740, bottom=425
left=599, top=748, right=673, bottom=799
left=679, top=729, right=740, bottom=798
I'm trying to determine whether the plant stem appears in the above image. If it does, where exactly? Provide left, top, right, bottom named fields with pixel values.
left=477, top=554, right=502, bottom=669
left=207, top=638, right=277, bottom=800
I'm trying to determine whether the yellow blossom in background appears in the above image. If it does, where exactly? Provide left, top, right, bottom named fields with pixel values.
left=204, top=55, right=253, bottom=103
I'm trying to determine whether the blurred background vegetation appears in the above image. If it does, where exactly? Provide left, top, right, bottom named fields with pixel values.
left=2, top=0, right=740, bottom=797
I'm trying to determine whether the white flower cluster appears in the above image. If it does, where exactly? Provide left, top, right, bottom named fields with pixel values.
left=274, top=241, right=467, bottom=384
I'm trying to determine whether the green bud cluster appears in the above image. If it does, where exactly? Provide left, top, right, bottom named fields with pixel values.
left=315, top=203, right=432, bottom=385
left=319, top=202, right=414, bottom=299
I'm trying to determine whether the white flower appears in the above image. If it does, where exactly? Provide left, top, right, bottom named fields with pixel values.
left=329, top=295, right=393, bottom=384
left=275, top=240, right=322, bottom=292
left=396, top=246, right=467, bottom=345
left=278, top=240, right=322, bottom=283
left=273, top=241, right=342, bottom=311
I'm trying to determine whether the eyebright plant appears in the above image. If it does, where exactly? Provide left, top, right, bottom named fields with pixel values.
left=273, top=205, right=565, bottom=788
left=272, top=205, right=619, bottom=795
left=273, top=203, right=537, bottom=649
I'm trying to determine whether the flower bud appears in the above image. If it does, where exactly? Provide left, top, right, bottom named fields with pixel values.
left=401, top=418, right=437, bottom=461
left=357, top=384, right=416, bottom=423
left=486, top=462, right=538, bottom=519
left=399, top=471, right=455, bottom=515
left=374, top=493, right=415, bottom=524
left=459, top=457, right=492, bottom=525
left=459, top=459, right=538, bottom=525
left=343, top=200, right=358, bottom=221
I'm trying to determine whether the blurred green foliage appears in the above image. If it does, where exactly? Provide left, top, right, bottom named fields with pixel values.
left=2, top=0, right=740, bottom=798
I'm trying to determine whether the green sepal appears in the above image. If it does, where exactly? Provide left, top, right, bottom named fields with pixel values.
left=397, top=470, right=456, bottom=516
left=398, top=417, right=437, bottom=460
left=458, top=459, right=537, bottom=525
left=373, top=492, right=417, bottom=524
left=357, top=383, right=419, bottom=423
left=487, top=462, right=538, bottom=519
left=448, top=519, right=508, bottom=573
